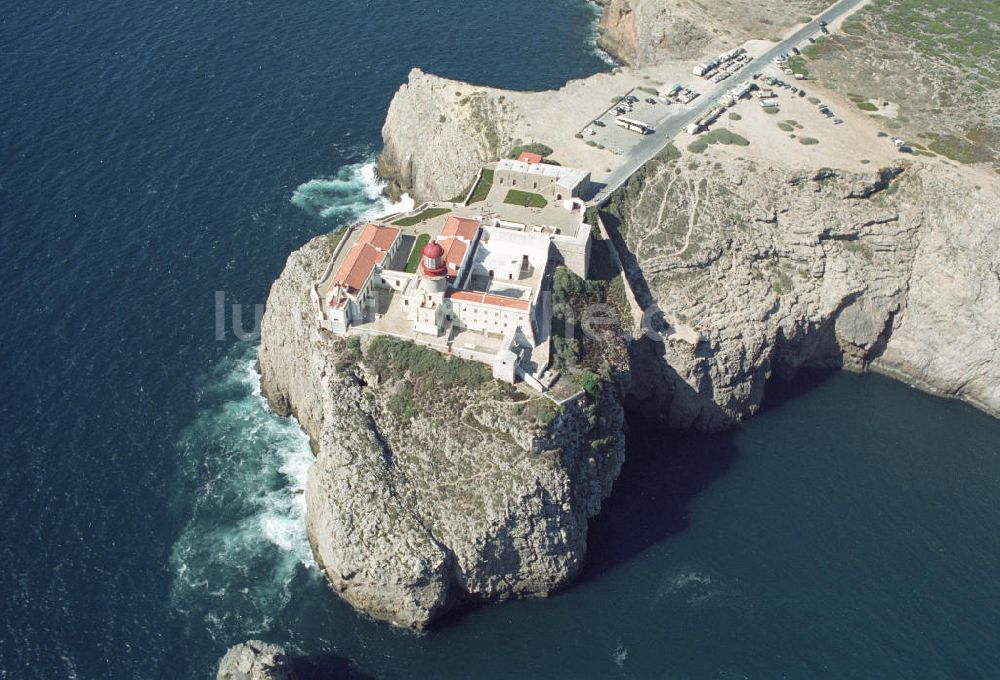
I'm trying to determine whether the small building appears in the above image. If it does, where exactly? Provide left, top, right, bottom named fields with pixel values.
left=517, top=151, right=544, bottom=164
left=324, top=224, right=402, bottom=334
left=493, top=159, right=590, bottom=202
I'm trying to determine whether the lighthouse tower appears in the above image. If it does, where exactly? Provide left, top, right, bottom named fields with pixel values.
left=420, top=240, right=447, bottom=293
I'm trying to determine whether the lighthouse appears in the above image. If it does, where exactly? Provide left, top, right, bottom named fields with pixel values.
left=420, top=240, right=447, bottom=293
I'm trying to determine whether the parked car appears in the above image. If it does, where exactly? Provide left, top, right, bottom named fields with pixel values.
left=818, top=19, right=827, bottom=26
left=834, top=118, right=843, bottom=125
left=646, top=97, right=657, bottom=104
left=593, top=120, right=606, bottom=127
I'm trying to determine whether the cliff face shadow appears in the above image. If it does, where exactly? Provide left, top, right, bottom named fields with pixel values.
left=579, top=410, right=740, bottom=583
left=757, top=366, right=838, bottom=414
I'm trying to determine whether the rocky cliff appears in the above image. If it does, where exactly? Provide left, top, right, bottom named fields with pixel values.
left=606, top=152, right=1000, bottom=427
left=258, top=236, right=626, bottom=629
left=377, top=68, right=521, bottom=203
left=595, top=0, right=830, bottom=66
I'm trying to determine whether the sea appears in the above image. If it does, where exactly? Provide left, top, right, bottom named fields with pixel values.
left=1, top=1, right=998, bottom=678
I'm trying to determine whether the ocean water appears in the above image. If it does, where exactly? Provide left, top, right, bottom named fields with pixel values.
left=1, top=1, right=998, bottom=678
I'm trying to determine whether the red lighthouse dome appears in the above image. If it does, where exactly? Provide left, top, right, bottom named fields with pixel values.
left=420, top=240, right=447, bottom=277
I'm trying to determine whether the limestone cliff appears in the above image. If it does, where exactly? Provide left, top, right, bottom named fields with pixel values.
left=258, top=236, right=626, bottom=629
left=595, top=0, right=830, bottom=66
left=377, top=68, right=520, bottom=203
left=606, top=153, right=999, bottom=427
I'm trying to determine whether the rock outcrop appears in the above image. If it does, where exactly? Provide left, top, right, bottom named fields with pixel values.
left=258, top=236, right=626, bottom=628
left=377, top=68, right=520, bottom=202
left=606, top=153, right=999, bottom=427
left=595, top=0, right=831, bottom=66
left=217, top=641, right=295, bottom=680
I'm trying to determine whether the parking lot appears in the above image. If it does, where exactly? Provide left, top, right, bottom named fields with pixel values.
left=579, top=87, right=699, bottom=155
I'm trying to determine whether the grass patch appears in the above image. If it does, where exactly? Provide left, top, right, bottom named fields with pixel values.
left=687, top=128, right=750, bottom=154
left=392, top=207, right=450, bottom=227
left=404, top=234, right=430, bottom=273
left=504, top=189, right=548, bottom=208
left=763, top=106, right=780, bottom=114
left=856, top=101, right=879, bottom=112
left=786, top=56, right=810, bottom=78
left=365, top=337, right=491, bottom=418
left=928, top=134, right=994, bottom=164
left=778, top=121, right=795, bottom=132
left=508, top=142, right=553, bottom=159
left=728, top=112, right=742, bottom=120
left=467, top=168, right=493, bottom=204
left=637, top=86, right=659, bottom=95
left=799, top=137, right=820, bottom=145
left=808, top=96, right=821, bottom=104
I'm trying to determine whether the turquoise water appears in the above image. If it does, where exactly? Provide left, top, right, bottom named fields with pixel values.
left=2, top=0, right=998, bottom=677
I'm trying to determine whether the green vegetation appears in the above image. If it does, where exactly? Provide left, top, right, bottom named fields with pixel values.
left=799, top=15, right=812, bottom=22
left=504, top=189, right=548, bottom=208
left=777, top=121, right=795, bottom=132
left=856, top=101, right=879, bottom=112
left=807, top=96, right=821, bottom=105
left=728, top=112, right=742, bottom=121
left=577, top=370, right=601, bottom=400
left=762, top=106, right=780, bottom=114
left=637, top=86, right=659, bottom=95
left=550, top=265, right=628, bottom=374
left=507, top=142, right=554, bottom=159
left=366, top=335, right=491, bottom=391
left=799, top=137, right=820, bottom=145
left=927, top=133, right=995, bottom=164
left=404, top=234, right=430, bottom=273
left=786, top=56, right=810, bottom=78
left=655, top=142, right=682, bottom=162
left=467, top=168, right=494, bottom=204
left=686, top=128, right=751, bottom=154
left=392, top=207, right=450, bottom=227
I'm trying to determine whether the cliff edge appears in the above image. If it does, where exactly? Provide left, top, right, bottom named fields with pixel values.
left=258, top=235, right=626, bottom=628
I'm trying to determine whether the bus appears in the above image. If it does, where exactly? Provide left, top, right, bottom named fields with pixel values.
left=616, top=116, right=653, bottom=135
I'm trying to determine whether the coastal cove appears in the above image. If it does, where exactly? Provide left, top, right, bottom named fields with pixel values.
left=2, top=2, right=999, bottom=680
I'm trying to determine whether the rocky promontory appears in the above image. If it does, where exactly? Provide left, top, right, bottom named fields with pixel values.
left=258, top=236, right=627, bottom=628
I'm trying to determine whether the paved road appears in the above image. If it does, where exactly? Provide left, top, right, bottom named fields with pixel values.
left=590, top=0, right=867, bottom=205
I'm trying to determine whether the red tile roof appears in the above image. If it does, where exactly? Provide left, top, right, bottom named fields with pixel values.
left=446, top=290, right=530, bottom=311
left=440, top=215, right=480, bottom=240
left=328, top=224, right=399, bottom=296
left=517, top=151, right=544, bottom=165
left=440, top=238, right=467, bottom=275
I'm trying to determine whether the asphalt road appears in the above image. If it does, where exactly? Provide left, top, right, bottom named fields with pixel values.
left=590, top=0, right=867, bottom=205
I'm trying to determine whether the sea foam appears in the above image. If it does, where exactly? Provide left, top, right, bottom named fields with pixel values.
left=168, top=345, right=314, bottom=639
left=290, top=160, right=414, bottom=222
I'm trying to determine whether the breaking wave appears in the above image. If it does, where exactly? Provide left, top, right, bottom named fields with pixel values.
left=168, top=344, right=315, bottom=640
left=291, top=161, right=414, bottom=222
left=585, top=1, right=619, bottom=67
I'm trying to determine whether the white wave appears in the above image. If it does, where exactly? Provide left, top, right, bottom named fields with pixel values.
left=168, top=344, right=315, bottom=639
left=584, top=1, right=619, bottom=67
left=291, top=161, right=414, bottom=224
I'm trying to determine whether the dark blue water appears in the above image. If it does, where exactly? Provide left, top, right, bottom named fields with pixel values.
left=1, top=1, right=998, bottom=678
